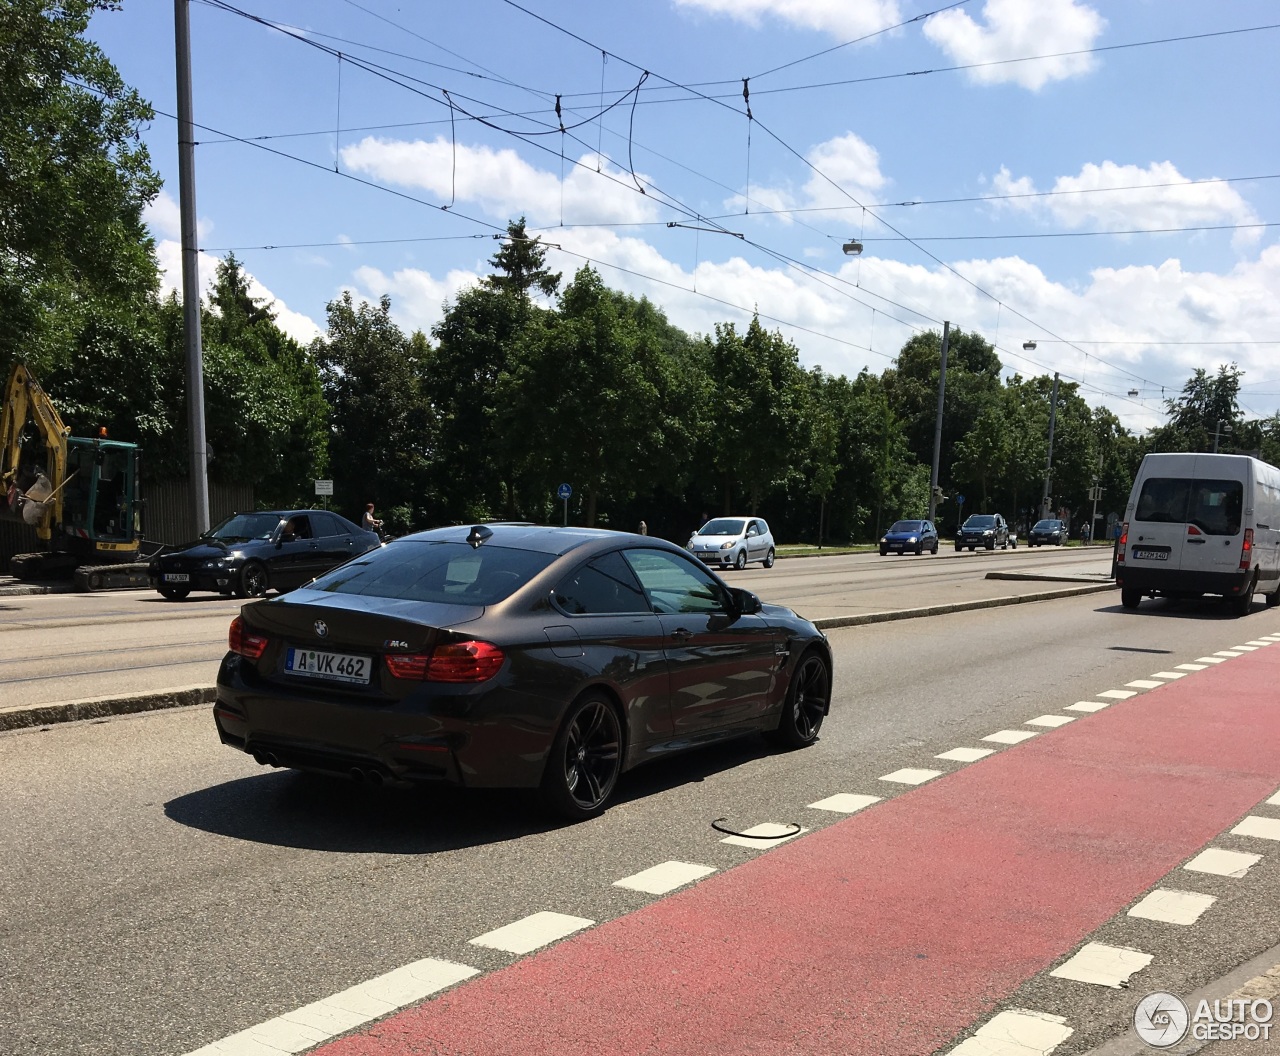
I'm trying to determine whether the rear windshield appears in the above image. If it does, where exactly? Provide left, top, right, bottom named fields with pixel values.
left=889, top=521, right=923, bottom=532
left=1135, top=477, right=1243, bottom=536
left=963, top=515, right=997, bottom=528
left=699, top=519, right=746, bottom=536
left=308, top=541, right=554, bottom=604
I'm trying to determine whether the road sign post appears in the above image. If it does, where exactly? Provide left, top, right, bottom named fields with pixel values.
left=557, top=483, right=572, bottom=526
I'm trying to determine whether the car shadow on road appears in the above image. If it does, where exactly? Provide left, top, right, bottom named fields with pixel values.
left=1097, top=598, right=1266, bottom=620
left=164, top=735, right=779, bottom=854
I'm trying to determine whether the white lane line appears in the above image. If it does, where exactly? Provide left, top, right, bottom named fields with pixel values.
left=1184, top=848, right=1263, bottom=878
left=807, top=793, right=881, bottom=813
left=947, top=1008, right=1073, bottom=1056
left=1176, top=663, right=1208, bottom=671
left=1125, top=680, right=1165, bottom=689
left=1214, top=650, right=1245, bottom=658
left=614, top=861, right=716, bottom=894
left=1065, top=700, right=1111, bottom=713
left=181, top=958, right=479, bottom=1056
left=1025, top=715, right=1075, bottom=728
left=1265, top=790, right=1280, bottom=807
left=936, top=747, right=997, bottom=763
left=1195, top=656, right=1229, bottom=664
left=470, top=911, right=594, bottom=955
left=1245, top=640, right=1272, bottom=647
left=983, top=729, right=1039, bottom=744
left=1231, top=816, right=1280, bottom=842
left=1049, top=942, right=1153, bottom=988
left=720, top=822, right=808, bottom=848
left=1127, top=888, right=1216, bottom=926
left=1231, top=644, right=1260, bottom=651
left=1097, top=689, right=1138, bottom=700
left=880, top=768, right=944, bottom=785
left=1150, top=671, right=1188, bottom=680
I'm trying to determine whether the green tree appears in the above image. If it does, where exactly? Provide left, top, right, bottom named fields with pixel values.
left=1149, top=364, right=1243, bottom=453
left=482, top=217, right=561, bottom=300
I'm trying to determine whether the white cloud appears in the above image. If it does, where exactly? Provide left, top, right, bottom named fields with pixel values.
left=347, top=264, right=485, bottom=336
left=153, top=239, right=323, bottom=345
left=339, top=137, right=661, bottom=227
left=729, top=132, right=888, bottom=217
left=988, top=161, right=1262, bottom=246
left=673, top=0, right=902, bottom=38
left=143, top=190, right=212, bottom=242
left=923, top=0, right=1106, bottom=90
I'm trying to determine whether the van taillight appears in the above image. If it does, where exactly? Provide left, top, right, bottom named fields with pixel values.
left=1240, top=528, right=1254, bottom=571
left=1116, top=522, right=1129, bottom=564
left=229, top=616, right=269, bottom=660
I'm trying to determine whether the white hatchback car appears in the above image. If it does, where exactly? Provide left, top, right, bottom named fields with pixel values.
left=687, top=516, right=776, bottom=570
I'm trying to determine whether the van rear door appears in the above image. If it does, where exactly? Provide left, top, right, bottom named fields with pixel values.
left=1130, top=475, right=1191, bottom=570
left=1185, top=459, right=1247, bottom=577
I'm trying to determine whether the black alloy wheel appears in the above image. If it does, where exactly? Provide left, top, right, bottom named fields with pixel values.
left=767, top=650, right=830, bottom=749
left=158, top=585, right=190, bottom=601
left=541, top=692, right=623, bottom=821
left=236, top=561, right=269, bottom=599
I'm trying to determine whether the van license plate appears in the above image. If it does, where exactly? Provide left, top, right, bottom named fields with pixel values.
left=1131, top=549, right=1169, bottom=561
left=286, top=648, right=371, bottom=684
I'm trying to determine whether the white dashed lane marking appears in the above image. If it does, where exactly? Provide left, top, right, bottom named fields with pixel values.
left=1183, top=847, right=1263, bottom=878
left=1245, top=640, right=1272, bottom=647
left=936, top=747, right=997, bottom=762
left=983, top=729, right=1039, bottom=744
left=1231, top=816, right=1280, bottom=841
left=1214, top=650, right=1245, bottom=658
left=1149, top=671, right=1187, bottom=680
left=1065, top=700, right=1110, bottom=713
left=469, top=912, right=594, bottom=955
left=1125, top=680, right=1165, bottom=689
left=1097, top=689, right=1138, bottom=700
left=1266, top=790, right=1280, bottom=807
left=1231, top=644, right=1260, bottom=652
left=1050, top=942, right=1153, bottom=988
left=1176, top=663, right=1209, bottom=671
left=614, top=861, right=716, bottom=895
left=720, top=822, right=807, bottom=848
left=879, top=768, right=944, bottom=785
left=1195, top=656, right=1229, bottom=664
left=947, top=1009, right=1073, bottom=1056
left=1025, top=715, right=1075, bottom=728
left=807, top=793, right=881, bottom=813
left=181, top=957, right=479, bottom=1056
left=1127, top=888, right=1217, bottom=926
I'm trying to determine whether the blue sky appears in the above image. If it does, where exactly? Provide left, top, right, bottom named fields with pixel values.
left=91, top=1, right=1280, bottom=433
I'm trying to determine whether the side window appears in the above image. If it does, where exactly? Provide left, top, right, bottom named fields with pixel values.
left=553, top=551, right=649, bottom=615
left=291, top=515, right=313, bottom=539
left=310, top=513, right=341, bottom=538
left=758, top=520, right=769, bottom=536
left=622, top=549, right=730, bottom=615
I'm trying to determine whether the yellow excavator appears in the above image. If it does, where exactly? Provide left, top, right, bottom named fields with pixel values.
left=1, top=362, right=150, bottom=589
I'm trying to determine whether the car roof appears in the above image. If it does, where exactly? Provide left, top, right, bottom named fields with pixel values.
left=399, top=523, right=672, bottom=557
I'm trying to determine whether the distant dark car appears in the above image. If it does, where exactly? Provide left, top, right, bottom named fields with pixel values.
left=149, top=510, right=380, bottom=600
left=880, top=519, right=939, bottom=556
left=1028, top=518, right=1068, bottom=546
left=213, top=524, right=832, bottom=820
left=955, top=513, right=1014, bottom=551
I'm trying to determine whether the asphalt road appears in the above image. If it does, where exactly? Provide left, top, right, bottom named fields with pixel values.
left=0, top=545, right=1111, bottom=709
left=2, top=582, right=1278, bottom=1055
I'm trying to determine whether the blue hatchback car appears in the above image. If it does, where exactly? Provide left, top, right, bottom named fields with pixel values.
left=880, top=519, right=939, bottom=556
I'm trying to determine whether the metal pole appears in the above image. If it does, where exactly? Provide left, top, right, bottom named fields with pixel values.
left=1213, top=420, right=1222, bottom=453
left=927, top=321, right=950, bottom=523
left=1041, top=372, right=1059, bottom=520
left=175, top=0, right=210, bottom=535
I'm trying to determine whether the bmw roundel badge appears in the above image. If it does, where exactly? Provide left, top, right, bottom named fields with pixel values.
left=314, top=620, right=328, bottom=638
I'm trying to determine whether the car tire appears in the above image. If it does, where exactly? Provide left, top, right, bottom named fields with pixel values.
left=1121, top=587, right=1142, bottom=610
left=914, top=542, right=923, bottom=555
left=1230, top=579, right=1254, bottom=617
left=954, top=544, right=962, bottom=552
left=734, top=549, right=747, bottom=570
left=1266, top=581, right=1280, bottom=608
left=1010, top=536, right=1017, bottom=549
left=932, top=541, right=939, bottom=554
left=766, top=649, right=830, bottom=750
left=986, top=540, right=995, bottom=551
left=880, top=547, right=888, bottom=556
left=236, top=561, right=269, bottom=599
left=158, top=586, right=190, bottom=601
left=540, top=691, right=623, bottom=821
left=763, top=548, right=775, bottom=568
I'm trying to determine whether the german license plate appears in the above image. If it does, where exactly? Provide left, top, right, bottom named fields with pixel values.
left=285, top=648, right=371, bottom=684
left=1131, top=548, right=1169, bottom=561
left=163, top=573, right=190, bottom=583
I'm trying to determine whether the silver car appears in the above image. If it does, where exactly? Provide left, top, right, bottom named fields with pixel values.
left=687, top=516, right=776, bottom=570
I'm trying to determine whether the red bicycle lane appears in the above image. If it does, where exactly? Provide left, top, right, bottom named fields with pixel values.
left=317, top=643, right=1280, bottom=1056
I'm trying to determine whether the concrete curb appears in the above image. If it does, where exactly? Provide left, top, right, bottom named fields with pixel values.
left=984, top=571, right=1114, bottom=583
left=0, top=685, right=216, bottom=733
left=0, top=580, right=76, bottom=596
left=812, top=581, right=1118, bottom=630
left=1, top=583, right=1117, bottom=732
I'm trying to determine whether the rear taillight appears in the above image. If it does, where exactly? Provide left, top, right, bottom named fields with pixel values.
left=1240, top=527, right=1254, bottom=571
left=1116, top=522, right=1128, bottom=564
left=229, top=616, right=269, bottom=660
left=385, top=641, right=505, bottom=682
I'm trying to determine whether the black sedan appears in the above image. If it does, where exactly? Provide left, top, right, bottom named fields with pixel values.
left=879, top=519, right=939, bottom=556
left=213, top=524, right=832, bottom=820
left=1028, top=518, right=1068, bottom=546
left=149, top=510, right=380, bottom=600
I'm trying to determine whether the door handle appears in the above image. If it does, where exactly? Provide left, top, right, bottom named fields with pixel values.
left=1187, top=538, right=1206, bottom=545
left=669, top=628, right=693, bottom=641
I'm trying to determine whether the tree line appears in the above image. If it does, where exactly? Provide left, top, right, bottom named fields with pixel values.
left=4, top=1, right=1279, bottom=545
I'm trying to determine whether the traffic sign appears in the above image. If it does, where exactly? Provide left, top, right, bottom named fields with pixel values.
left=955, top=493, right=965, bottom=506
left=314, top=479, right=333, bottom=496
left=557, top=483, right=572, bottom=500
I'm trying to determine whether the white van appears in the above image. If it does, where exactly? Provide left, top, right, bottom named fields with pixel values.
left=1117, top=452, right=1280, bottom=615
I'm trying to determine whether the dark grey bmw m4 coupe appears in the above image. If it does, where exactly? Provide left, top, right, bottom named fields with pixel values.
left=214, top=523, right=832, bottom=820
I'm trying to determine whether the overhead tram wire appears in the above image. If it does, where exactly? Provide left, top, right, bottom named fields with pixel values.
left=859, top=221, right=1279, bottom=242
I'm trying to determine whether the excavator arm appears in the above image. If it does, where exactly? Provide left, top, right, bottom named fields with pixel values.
left=1, top=363, right=71, bottom=542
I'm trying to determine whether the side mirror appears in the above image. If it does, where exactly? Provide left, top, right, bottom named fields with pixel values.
left=731, top=587, right=763, bottom=615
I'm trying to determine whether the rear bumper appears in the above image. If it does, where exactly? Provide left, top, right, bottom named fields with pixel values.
left=1116, top=565, right=1252, bottom=597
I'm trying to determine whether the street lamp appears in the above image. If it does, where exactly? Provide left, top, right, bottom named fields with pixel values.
left=1023, top=340, right=1037, bottom=350
left=842, top=240, right=863, bottom=256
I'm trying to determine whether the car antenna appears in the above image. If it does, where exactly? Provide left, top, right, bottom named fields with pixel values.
left=466, top=525, right=493, bottom=549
